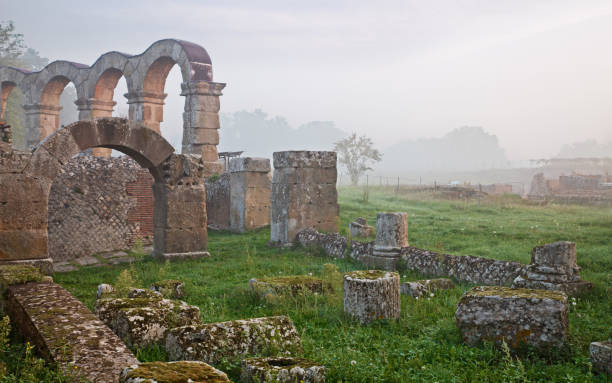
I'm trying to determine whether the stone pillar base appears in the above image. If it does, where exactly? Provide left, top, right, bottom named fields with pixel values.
left=152, top=251, right=211, bottom=261
left=0, top=258, right=54, bottom=275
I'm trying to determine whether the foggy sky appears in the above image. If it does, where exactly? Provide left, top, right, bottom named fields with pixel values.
left=3, top=0, right=612, bottom=160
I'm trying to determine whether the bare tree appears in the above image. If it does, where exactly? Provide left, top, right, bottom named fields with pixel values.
left=334, top=133, right=382, bottom=185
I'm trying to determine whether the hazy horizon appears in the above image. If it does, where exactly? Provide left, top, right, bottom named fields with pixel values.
left=4, top=0, right=612, bottom=161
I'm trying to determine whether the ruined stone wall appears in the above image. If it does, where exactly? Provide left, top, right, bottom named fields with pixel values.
left=296, top=228, right=526, bottom=286
left=48, top=155, right=154, bottom=261
left=559, top=174, right=601, bottom=191
left=271, top=151, right=339, bottom=244
left=205, top=173, right=230, bottom=230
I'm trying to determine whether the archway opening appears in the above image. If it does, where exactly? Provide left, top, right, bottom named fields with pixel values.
left=1, top=81, right=26, bottom=150
left=93, top=68, right=130, bottom=157
left=40, top=75, right=78, bottom=140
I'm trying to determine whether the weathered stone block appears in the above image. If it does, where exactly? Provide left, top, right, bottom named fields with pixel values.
left=273, top=151, right=336, bottom=169
left=241, top=357, right=325, bottom=383
left=7, top=283, right=138, bottom=382
left=349, top=217, right=374, bottom=238
left=374, top=212, right=408, bottom=253
left=120, top=361, right=232, bottom=383
left=230, top=157, right=271, bottom=173
left=401, top=278, right=455, bottom=298
left=455, top=286, right=569, bottom=349
left=343, top=270, right=401, bottom=324
left=150, top=279, right=186, bottom=299
left=512, top=241, right=592, bottom=296
left=165, top=316, right=303, bottom=364
left=94, top=297, right=201, bottom=347
left=590, top=341, right=612, bottom=376
left=249, top=276, right=332, bottom=299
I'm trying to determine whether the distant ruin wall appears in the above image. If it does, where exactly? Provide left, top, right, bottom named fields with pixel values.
left=295, top=228, right=525, bottom=286
left=48, top=155, right=154, bottom=261
left=205, top=173, right=230, bottom=230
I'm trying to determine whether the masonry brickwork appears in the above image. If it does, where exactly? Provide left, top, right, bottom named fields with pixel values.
left=48, top=155, right=154, bottom=262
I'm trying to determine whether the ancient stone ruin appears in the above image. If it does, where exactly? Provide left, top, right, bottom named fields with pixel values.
left=343, top=270, right=401, bottom=324
left=401, top=278, right=455, bottom=298
left=120, top=361, right=232, bottom=383
left=229, top=157, right=272, bottom=232
left=590, top=341, right=612, bottom=376
left=456, top=286, right=569, bottom=349
left=512, top=241, right=592, bottom=296
left=364, top=212, right=408, bottom=270
left=241, top=357, right=326, bottom=383
left=349, top=217, right=374, bottom=238
left=270, top=151, right=339, bottom=245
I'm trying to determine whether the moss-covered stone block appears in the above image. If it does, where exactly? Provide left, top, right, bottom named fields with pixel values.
left=150, top=280, right=186, bottom=299
left=400, top=278, right=455, bottom=298
left=94, top=297, right=201, bottom=348
left=241, top=357, right=325, bottom=383
left=165, top=316, right=303, bottom=364
left=249, top=276, right=332, bottom=299
left=456, top=286, right=569, bottom=350
left=0, top=264, right=47, bottom=314
left=120, top=361, right=232, bottom=383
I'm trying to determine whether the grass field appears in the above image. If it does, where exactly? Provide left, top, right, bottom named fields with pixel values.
left=11, top=187, right=612, bottom=382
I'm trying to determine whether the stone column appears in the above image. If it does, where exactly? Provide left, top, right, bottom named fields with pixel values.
left=270, top=151, right=339, bottom=245
left=151, top=155, right=209, bottom=261
left=181, top=81, right=225, bottom=176
left=76, top=99, right=116, bottom=158
left=343, top=270, right=401, bottom=324
left=23, top=104, right=62, bottom=149
left=229, top=157, right=271, bottom=233
left=364, top=212, right=408, bottom=270
left=125, top=90, right=166, bottom=133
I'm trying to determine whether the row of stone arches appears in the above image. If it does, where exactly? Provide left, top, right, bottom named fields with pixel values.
left=0, top=118, right=208, bottom=270
left=0, top=39, right=224, bottom=169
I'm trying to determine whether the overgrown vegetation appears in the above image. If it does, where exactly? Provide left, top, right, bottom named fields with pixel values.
left=44, top=187, right=612, bottom=382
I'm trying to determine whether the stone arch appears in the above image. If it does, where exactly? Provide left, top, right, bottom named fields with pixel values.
left=2, top=118, right=208, bottom=269
left=0, top=67, right=28, bottom=120
left=0, top=39, right=224, bottom=170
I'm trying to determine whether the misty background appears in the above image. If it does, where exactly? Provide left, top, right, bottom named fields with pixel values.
left=3, top=0, right=612, bottom=174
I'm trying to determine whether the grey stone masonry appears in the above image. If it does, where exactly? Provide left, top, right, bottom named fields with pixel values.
left=343, top=270, right=401, bottom=324
left=241, top=357, right=326, bottom=383
left=7, top=282, right=138, bottom=383
left=230, top=157, right=271, bottom=232
left=590, top=341, right=612, bottom=376
left=456, top=286, right=569, bottom=350
left=362, top=212, right=408, bottom=270
left=512, top=241, right=592, bottom=296
left=120, top=361, right=232, bottom=383
left=270, top=151, right=339, bottom=244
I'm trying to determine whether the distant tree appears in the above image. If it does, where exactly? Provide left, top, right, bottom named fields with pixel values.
left=334, top=133, right=382, bottom=185
left=0, top=21, right=24, bottom=66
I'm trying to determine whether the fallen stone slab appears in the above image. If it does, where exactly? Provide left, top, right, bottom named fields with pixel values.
left=344, top=270, right=401, bottom=324
left=120, top=361, right=232, bottom=383
left=590, top=341, right=611, bottom=376
left=53, top=261, right=78, bottom=272
left=150, top=279, right=186, bottom=299
left=401, top=278, right=455, bottom=298
left=241, top=357, right=325, bottom=383
left=349, top=217, right=374, bottom=238
left=165, top=315, right=303, bottom=364
left=7, top=282, right=138, bottom=383
left=456, top=286, right=569, bottom=349
left=74, top=255, right=101, bottom=266
left=95, top=296, right=201, bottom=348
left=249, top=276, right=332, bottom=299
left=0, top=264, right=47, bottom=314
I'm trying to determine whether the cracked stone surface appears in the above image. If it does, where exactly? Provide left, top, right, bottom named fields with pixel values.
left=7, top=282, right=138, bottom=383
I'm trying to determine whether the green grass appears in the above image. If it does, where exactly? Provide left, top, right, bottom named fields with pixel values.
left=47, top=187, right=612, bottom=382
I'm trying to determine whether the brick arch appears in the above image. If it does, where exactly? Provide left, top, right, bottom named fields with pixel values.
left=27, top=118, right=174, bottom=183
left=0, top=67, right=28, bottom=120
left=4, top=117, right=208, bottom=269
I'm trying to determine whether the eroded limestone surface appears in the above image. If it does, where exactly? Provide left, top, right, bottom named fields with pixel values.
left=590, top=341, right=612, bottom=376
left=165, top=316, right=303, bottom=364
left=120, top=361, right=232, bottom=383
left=456, top=286, right=569, bottom=349
left=343, top=270, right=401, bottom=324
left=241, top=357, right=325, bottom=383
left=7, top=282, right=138, bottom=383
left=150, top=279, right=186, bottom=299
left=401, top=278, right=455, bottom=298
left=95, top=296, right=201, bottom=347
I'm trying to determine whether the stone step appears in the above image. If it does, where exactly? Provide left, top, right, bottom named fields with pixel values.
left=7, top=282, right=138, bottom=383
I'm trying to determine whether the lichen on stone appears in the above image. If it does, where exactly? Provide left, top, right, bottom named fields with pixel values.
left=150, top=280, right=185, bottom=299
left=344, top=270, right=396, bottom=280
left=249, top=275, right=332, bottom=298
left=0, top=265, right=44, bottom=286
left=241, top=357, right=325, bottom=383
left=465, top=286, right=567, bottom=301
left=121, top=361, right=232, bottom=383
